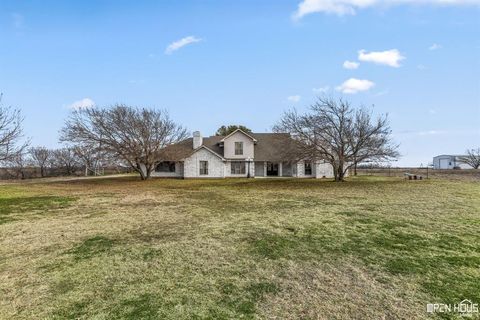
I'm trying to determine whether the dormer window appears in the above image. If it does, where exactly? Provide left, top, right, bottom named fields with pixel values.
left=235, top=142, right=243, bottom=155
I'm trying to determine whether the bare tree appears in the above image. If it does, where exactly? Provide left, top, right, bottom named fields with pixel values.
left=51, top=148, right=79, bottom=175
left=29, top=146, right=51, bottom=177
left=274, top=97, right=399, bottom=182
left=0, top=94, right=28, bottom=162
left=7, top=151, right=30, bottom=179
left=60, top=105, right=188, bottom=180
left=459, top=148, right=480, bottom=169
left=73, top=144, right=107, bottom=176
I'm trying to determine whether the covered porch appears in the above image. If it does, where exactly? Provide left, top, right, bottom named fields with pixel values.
left=254, top=161, right=295, bottom=177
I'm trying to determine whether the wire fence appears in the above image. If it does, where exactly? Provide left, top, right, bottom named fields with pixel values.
left=355, top=167, right=480, bottom=180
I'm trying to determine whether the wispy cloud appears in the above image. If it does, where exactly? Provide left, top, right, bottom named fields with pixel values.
left=373, top=90, right=389, bottom=97
left=313, top=86, right=331, bottom=93
left=11, top=13, right=24, bottom=29
left=395, top=129, right=479, bottom=137
left=429, top=43, right=442, bottom=50
left=358, top=49, right=405, bottom=67
left=394, top=129, right=443, bottom=137
left=293, top=0, right=363, bottom=18
left=165, top=36, right=202, bottom=55
left=418, top=130, right=442, bottom=136
left=67, top=98, right=95, bottom=110
left=292, top=0, right=480, bottom=19
left=287, top=95, right=301, bottom=102
left=128, top=79, right=146, bottom=85
left=343, top=60, right=359, bottom=69
left=336, top=78, right=375, bottom=94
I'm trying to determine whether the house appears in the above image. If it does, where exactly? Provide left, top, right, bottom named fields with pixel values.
left=433, top=154, right=472, bottom=169
left=152, top=129, right=337, bottom=178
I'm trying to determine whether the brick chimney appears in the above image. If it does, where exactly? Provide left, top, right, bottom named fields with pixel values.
left=193, top=131, right=203, bottom=149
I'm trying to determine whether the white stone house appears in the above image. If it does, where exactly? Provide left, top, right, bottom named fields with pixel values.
left=152, top=129, right=336, bottom=179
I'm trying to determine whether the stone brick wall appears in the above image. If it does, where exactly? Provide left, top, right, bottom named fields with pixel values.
left=184, top=148, right=225, bottom=178
left=150, top=161, right=184, bottom=178
left=315, top=161, right=334, bottom=178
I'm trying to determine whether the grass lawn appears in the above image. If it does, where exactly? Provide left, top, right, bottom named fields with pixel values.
left=0, top=176, right=479, bottom=319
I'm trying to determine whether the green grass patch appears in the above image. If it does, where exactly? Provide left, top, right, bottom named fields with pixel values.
left=65, top=235, right=114, bottom=261
left=0, top=195, right=75, bottom=224
left=219, top=281, right=279, bottom=318
left=109, top=293, right=162, bottom=320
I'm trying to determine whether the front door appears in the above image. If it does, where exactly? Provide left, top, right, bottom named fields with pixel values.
left=266, top=162, right=279, bottom=176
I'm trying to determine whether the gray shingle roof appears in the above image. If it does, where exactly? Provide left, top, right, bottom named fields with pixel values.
left=157, top=133, right=299, bottom=162
left=250, top=133, right=298, bottom=161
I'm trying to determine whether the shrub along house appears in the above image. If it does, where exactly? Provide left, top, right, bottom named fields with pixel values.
left=153, top=129, right=336, bottom=179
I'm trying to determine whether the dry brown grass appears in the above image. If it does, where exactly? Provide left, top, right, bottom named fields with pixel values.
left=0, top=176, right=479, bottom=319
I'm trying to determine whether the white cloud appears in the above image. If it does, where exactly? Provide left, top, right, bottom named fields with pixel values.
left=128, top=79, right=146, bottom=84
left=343, top=60, right=359, bottom=69
left=287, top=95, right=301, bottom=102
left=292, top=0, right=480, bottom=19
left=336, top=78, right=375, bottom=94
left=165, top=36, right=202, bottom=55
left=417, top=130, right=444, bottom=136
left=11, top=13, right=24, bottom=29
left=395, top=128, right=479, bottom=138
left=429, top=43, right=442, bottom=50
left=358, top=49, right=405, bottom=67
left=313, top=86, right=331, bottom=93
left=373, top=89, right=389, bottom=96
left=293, top=0, right=375, bottom=18
left=67, top=98, right=95, bottom=110
left=417, top=64, right=427, bottom=70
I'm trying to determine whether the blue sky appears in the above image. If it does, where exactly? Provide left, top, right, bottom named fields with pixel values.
left=0, top=0, right=479, bottom=166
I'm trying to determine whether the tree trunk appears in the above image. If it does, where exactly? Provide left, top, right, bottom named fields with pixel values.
left=135, top=162, right=149, bottom=180
left=138, top=167, right=147, bottom=180
left=332, top=163, right=339, bottom=181
left=354, top=162, right=357, bottom=176
left=337, top=162, right=345, bottom=182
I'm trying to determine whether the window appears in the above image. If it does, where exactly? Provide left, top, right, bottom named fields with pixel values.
left=155, top=161, right=176, bottom=173
left=304, top=160, right=312, bottom=175
left=199, top=161, right=208, bottom=175
left=231, top=161, right=246, bottom=174
left=234, top=142, right=243, bottom=155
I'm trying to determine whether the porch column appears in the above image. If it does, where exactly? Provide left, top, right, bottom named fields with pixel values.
left=247, top=158, right=254, bottom=177
left=264, top=161, right=267, bottom=177
left=279, top=162, right=283, bottom=177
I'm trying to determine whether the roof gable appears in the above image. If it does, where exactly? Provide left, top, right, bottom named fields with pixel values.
left=189, top=145, right=225, bottom=160
left=220, top=129, right=257, bottom=142
left=157, top=132, right=299, bottom=162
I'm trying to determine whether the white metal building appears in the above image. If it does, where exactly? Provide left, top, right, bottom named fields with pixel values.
left=433, top=155, right=472, bottom=169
